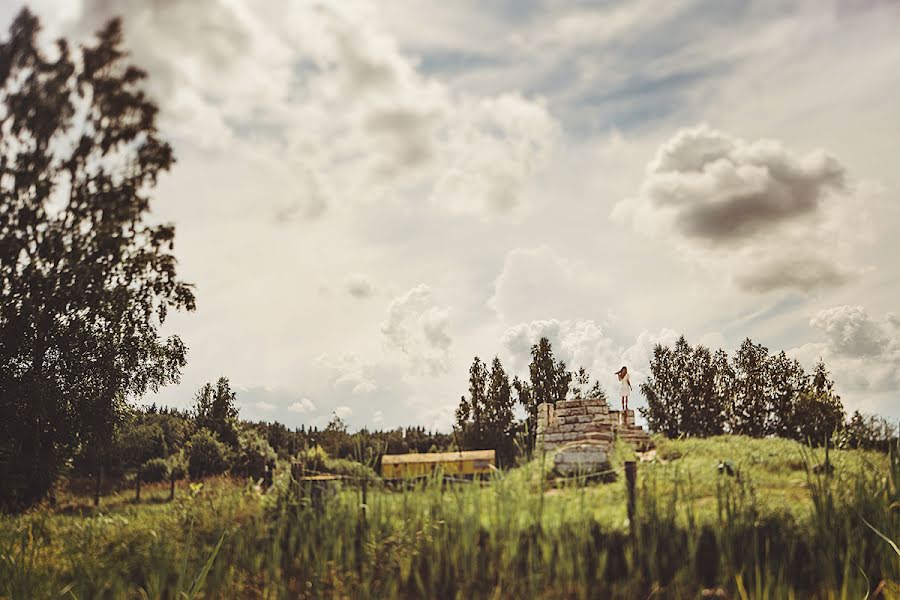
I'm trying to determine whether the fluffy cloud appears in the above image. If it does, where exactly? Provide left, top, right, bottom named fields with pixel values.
left=790, top=305, right=900, bottom=393
left=334, top=406, right=353, bottom=419
left=490, top=246, right=608, bottom=323
left=289, top=398, right=316, bottom=413
left=382, top=284, right=452, bottom=375
left=317, top=354, right=381, bottom=394
left=811, top=305, right=891, bottom=358
left=501, top=318, right=680, bottom=396
left=68, top=0, right=557, bottom=218
left=254, top=401, right=275, bottom=412
left=613, top=124, right=868, bottom=292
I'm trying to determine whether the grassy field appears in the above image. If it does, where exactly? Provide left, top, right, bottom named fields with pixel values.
left=1, top=435, right=898, bottom=599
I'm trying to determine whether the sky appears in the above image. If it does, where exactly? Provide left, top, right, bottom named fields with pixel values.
left=4, top=0, right=899, bottom=431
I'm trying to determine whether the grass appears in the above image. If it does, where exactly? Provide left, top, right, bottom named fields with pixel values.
left=0, top=436, right=897, bottom=599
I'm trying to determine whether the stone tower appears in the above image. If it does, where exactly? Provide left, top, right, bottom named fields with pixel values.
left=536, top=397, right=652, bottom=475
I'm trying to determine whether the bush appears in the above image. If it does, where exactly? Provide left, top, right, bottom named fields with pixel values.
left=232, top=428, right=276, bottom=481
left=187, top=429, right=230, bottom=480
left=141, top=457, right=169, bottom=483
left=294, top=445, right=328, bottom=474
left=168, top=453, right=187, bottom=481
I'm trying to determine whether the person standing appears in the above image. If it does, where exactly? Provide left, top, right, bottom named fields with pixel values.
left=615, top=366, right=632, bottom=412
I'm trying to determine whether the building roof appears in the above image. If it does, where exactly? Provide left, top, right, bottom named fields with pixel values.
left=381, top=449, right=495, bottom=465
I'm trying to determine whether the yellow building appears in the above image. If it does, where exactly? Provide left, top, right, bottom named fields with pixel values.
left=381, top=449, right=496, bottom=479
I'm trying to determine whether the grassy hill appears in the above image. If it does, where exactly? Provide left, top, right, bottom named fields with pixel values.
left=1, top=435, right=897, bottom=599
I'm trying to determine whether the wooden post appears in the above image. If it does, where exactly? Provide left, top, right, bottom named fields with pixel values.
left=625, top=461, right=637, bottom=538
left=135, top=464, right=142, bottom=503
left=361, top=478, right=368, bottom=524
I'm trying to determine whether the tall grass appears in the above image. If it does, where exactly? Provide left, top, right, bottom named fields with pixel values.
left=1, top=437, right=898, bottom=599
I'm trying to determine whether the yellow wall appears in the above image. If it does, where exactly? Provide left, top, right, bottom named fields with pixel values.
left=382, top=459, right=493, bottom=478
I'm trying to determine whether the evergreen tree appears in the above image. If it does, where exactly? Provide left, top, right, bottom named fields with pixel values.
left=729, top=339, right=771, bottom=437
left=767, top=351, right=808, bottom=438
left=484, top=357, right=516, bottom=466
left=193, top=377, right=240, bottom=448
left=793, top=360, right=844, bottom=446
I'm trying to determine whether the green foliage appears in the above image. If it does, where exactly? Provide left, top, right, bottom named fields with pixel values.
left=232, top=428, right=276, bottom=481
left=142, top=457, right=170, bottom=483
left=0, top=8, right=194, bottom=511
left=839, top=410, right=898, bottom=451
left=118, top=421, right=168, bottom=469
left=641, top=337, right=729, bottom=437
left=793, top=389, right=844, bottom=447
left=193, top=378, right=240, bottom=449
left=641, top=336, right=847, bottom=446
left=455, top=357, right=517, bottom=466
left=187, top=430, right=230, bottom=480
left=168, top=452, right=188, bottom=482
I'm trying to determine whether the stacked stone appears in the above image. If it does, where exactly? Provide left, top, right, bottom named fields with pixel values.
left=538, top=398, right=614, bottom=451
left=609, top=409, right=654, bottom=451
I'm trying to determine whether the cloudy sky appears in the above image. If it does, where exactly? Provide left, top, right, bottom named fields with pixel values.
left=5, top=0, right=899, bottom=430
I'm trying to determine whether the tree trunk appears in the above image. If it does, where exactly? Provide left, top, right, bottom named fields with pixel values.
left=94, top=459, right=103, bottom=507
left=135, top=464, right=142, bottom=502
left=169, top=472, right=176, bottom=501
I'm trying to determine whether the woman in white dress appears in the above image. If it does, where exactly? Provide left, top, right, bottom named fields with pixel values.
left=615, top=366, right=631, bottom=412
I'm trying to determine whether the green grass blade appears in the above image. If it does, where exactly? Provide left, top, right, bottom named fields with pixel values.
left=186, top=532, right=226, bottom=599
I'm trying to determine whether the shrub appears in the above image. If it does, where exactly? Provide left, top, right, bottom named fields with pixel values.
left=294, top=445, right=328, bottom=474
left=187, top=429, right=230, bottom=480
left=233, top=428, right=277, bottom=481
left=141, top=457, right=169, bottom=483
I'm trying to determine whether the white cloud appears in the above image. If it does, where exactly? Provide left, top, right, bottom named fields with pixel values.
left=501, top=318, right=681, bottom=397
left=289, top=398, right=316, bottom=413
left=254, top=400, right=275, bottom=412
left=790, top=306, right=900, bottom=396
left=372, top=410, right=384, bottom=425
left=67, top=0, right=557, bottom=219
left=334, top=406, right=353, bottom=419
left=490, top=246, right=609, bottom=323
left=613, top=124, right=869, bottom=293
left=382, top=284, right=452, bottom=375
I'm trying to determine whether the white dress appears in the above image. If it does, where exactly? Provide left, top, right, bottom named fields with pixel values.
left=619, top=374, right=631, bottom=397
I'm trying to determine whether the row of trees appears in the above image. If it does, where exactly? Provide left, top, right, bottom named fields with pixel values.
left=641, top=337, right=846, bottom=445
left=455, top=337, right=607, bottom=465
left=68, top=377, right=277, bottom=505
left=64, top=375, right=458, bottom=505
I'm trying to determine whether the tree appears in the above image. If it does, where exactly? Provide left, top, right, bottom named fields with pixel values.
left=484, top=357, right=516, bottom=466
left=792, top=360, right=844, bottom=446
left=0, top=11, right=195, bottom=509
left=571, top=366, right=590, bottom=399
left=193, top=378, right=240, bottom=449
left=766, top=351, right=808, bottom=438
left=233, top=427, right=276, bottom=481
left=642, top=337, right=729, bottom=438
left=681, top=345, right=725, bottom=437
left=839, top=411, right=897, bottom=451
left=521, top=337, right=570, bottom=448
left=187, top=430, right=230, bottom=480
left=117, top=421, right=167, bottom=501
left=641, top=338, right=687, bottom=437
left=455, top=357, right=490, bottom=450
left=729, top=339, right=771, bottom=437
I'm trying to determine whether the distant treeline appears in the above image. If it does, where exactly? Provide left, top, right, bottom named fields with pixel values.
left=641, top=336, right=897, bottom=450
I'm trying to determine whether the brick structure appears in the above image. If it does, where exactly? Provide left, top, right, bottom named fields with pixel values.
left=536, top=397, right=653, bottom=474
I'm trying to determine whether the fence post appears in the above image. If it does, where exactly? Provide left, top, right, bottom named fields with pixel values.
left=625, top=461, right=637, bottom=539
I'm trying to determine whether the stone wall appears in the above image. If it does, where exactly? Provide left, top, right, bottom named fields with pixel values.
left=536, top=397, right=653, bottom=453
